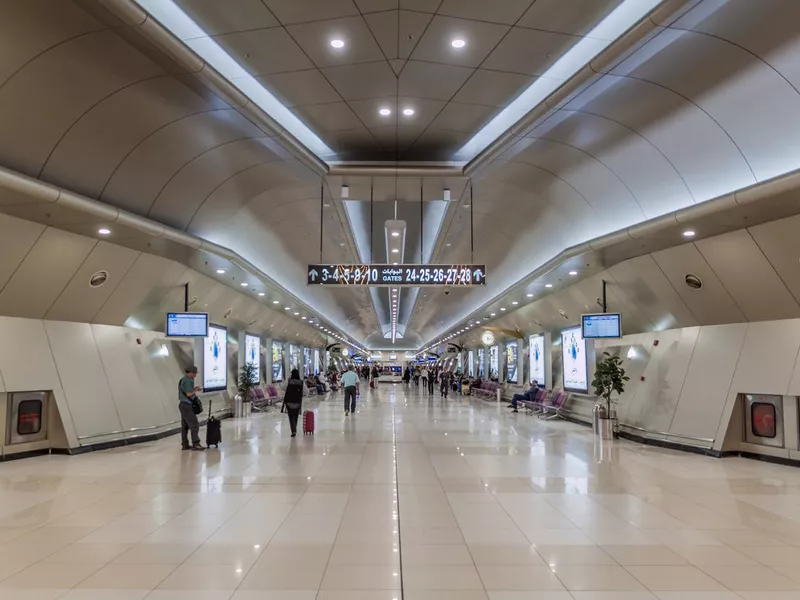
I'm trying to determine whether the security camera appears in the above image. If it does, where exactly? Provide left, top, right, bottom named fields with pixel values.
left=444, top=287, right=450, bottom=296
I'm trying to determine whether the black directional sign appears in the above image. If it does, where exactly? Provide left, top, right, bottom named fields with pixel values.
left=307, top=264, right=486, bottom=286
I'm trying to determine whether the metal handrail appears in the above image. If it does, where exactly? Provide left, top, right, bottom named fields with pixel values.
left=77, top=409, right=230, bottom=441
left=559, top=405, right=714, bottom=445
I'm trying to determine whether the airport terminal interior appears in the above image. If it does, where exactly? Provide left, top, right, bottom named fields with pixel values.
left=5, top=0, right=800, bottom=597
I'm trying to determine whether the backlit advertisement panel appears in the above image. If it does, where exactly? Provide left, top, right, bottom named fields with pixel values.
left=529, top=334, right=545, bottom=385
left=561, top=326, right=588, bottom=393
left=203, top=324, right=227, bottom=392
left=506, top=341, right=518, bottom=384
left=272, top=342, right=284, bottom=383
left=245, top=333, right=260, bottom=384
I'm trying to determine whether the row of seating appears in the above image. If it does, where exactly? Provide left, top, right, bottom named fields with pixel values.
left=249, top=385, right=281, bottom=412
left=470, top=381, right=501, bottom=400
left=519, top=388, right=569, bottom=420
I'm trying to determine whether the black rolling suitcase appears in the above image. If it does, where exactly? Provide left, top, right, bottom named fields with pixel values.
left=206, top=400, right=221, bottom=448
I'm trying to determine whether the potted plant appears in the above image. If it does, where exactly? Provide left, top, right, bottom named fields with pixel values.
left=237, top=362, right=258, bottom=418
left=591, top=352, right=629, bottom=439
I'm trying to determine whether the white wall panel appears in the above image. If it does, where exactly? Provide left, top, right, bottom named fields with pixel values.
left=695, top=230, right=800, bottom=322
left=46, top=242, right=140, bottom=323
left=91, top=324, right=171, bottom=430
left=731, top=319, right=800, bottom=395
left=671, top=323, right=747, bottom=440
left=0, top=213, right=45, bottom=291
left=44, top=320, right=120, bottom=439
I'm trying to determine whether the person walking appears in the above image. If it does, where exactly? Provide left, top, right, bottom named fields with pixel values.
left=428, top=368, right=435, bottom=395
left=342, top=366, right=359, bottom=416
left=414, top=366, right=420, bottom=386
left=282, top=368, right=305, bottom=437
left=440, top=371, right=449, bottom=398
left=421, top=367, right=429, bottom=392
left=178, top=366, right=204, bottom=451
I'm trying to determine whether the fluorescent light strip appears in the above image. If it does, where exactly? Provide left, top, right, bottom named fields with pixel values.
left=134, top=0, right=334, bottom=159
left=455, top=0, right=662, bottom=162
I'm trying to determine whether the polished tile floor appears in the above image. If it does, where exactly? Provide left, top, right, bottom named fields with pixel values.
left=2, top=384, right=800, bottom=599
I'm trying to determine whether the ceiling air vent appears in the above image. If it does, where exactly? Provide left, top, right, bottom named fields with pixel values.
left=89, top=271, right=108, bottom=288
left=685, top=274, right=703, bottom=289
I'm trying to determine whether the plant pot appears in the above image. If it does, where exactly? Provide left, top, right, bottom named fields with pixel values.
left=596, top=416, right=617, bottom=440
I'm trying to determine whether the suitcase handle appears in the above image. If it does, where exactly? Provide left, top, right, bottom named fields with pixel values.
left=208, top=399, right=212, bottom=419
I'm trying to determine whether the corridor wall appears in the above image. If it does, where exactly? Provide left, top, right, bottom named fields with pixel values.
left=0, top=316, right=230, bottom=457
left=562, top=318, right=800, bottom=456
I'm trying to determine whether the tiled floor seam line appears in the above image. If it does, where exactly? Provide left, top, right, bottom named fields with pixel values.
left=310, top=419, right=369, bottom=600
left=391, top=403, right=405, bottom=600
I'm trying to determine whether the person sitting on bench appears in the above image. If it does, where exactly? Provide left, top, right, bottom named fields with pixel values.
left=510, top=380, right=540, bottom=413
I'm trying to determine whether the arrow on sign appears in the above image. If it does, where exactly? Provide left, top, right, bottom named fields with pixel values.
left=474, top=269, right=484, bottom=282
left=308, top=269, right=318, bottom=282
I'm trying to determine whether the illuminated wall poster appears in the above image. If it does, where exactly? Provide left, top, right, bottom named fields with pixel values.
left=271, top=342, right=284, bottom=383
left=529, top=334, right=545, bottom=385
left=203, top=324, right=228, bottom=392
left=489, top=345, right=499, bottom=379
left=506, top=341, right=518, bottom=384
left=468, top=350, right=474, bottom=377
left=561, top=326, right=588, bottom=393
left=244, top=333, right=260, bottom=384
left=477, top=348, right=486, bottom=377
left=303, top=347, right=311, bottom=377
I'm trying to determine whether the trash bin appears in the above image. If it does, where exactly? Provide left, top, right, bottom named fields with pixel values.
left=593, top=404, right=606, bottom=434
left=496, top=387, right=502, bottom=403
left=593, top=404, right=615, bottom=440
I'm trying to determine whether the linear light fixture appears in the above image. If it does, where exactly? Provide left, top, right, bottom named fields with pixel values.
left=455, top=0, right=662, bottom=162
left=134, top=0, right=333, bottom=159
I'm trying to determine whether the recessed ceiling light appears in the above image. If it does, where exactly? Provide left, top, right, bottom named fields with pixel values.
left=391, top=231, right=400, bottom=237
left=285, top=307, right=291, bottom=310
left=683, top=230, right=695, bottom=238
left=391, top=248, right=399, bottom=253
left=273, top=300, right=279, bottom=304
left=512, top=301, right=519, bottom=305
left=526, top=293, right=533, bottom=297
left=293, top=312, right=299, bottom=316
left=379, top=108, right=392, bottom=116
left=392, top=262, right=398, bottom=265
left=258, top=292, right=265, bottom=297
left=490, top=313, right=496, bottom=317
left=330, top=39, right=345, bottom=49
left=98, top=228, right=111, bottom=236
left=301, top=316, right=306, bottom=320
left=500, top=308, right=506, bottom=311
left=545, top=283, right=553, bottom=288
left=451, top=38, right=466, bottom=48
left=402, top=108, right=415, bottom=116
left=216, top=269, right=226, bottom=274
left=569, top=270, right=578, bottom=276
left=240, top=282, right=248, bottom=287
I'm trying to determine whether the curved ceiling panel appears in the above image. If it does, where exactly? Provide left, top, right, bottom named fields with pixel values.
left=0, top=30, right=164, bottom=176
left=40, top=76, right=224, bottom=198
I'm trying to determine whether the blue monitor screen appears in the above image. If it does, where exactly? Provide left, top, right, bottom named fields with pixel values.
left=166, top=312, right=208, bottom=337
left=582, top=313, right=622, bottom=339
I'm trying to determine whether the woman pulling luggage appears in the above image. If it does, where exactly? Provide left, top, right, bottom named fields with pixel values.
left=282, top=368, right=305, bottom=437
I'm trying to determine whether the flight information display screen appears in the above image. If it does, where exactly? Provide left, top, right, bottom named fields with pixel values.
left=165, top=312, right=208, bottom=337
left=307, top=264, right=486, bottom=286
left=582, top=313, right=622, bottom=338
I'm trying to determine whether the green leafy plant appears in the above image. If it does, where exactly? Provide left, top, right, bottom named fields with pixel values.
left=591, top=352, right=630, bottom=414
left=238, top=362, right=258, bottom=403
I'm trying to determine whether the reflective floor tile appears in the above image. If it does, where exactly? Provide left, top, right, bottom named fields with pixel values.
left=626, top=566, right=727, bottom=591
left=403, top=565, right=484, bottom=590
left=601, top=545, right=688, bottom=566
left=75, top=564, right=175, bottom=590
left=476, top=565, right=567, bottom=591
left=0, top=563, right=102, bottom=590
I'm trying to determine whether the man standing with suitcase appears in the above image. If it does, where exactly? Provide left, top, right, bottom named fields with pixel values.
left=178, top=366, right=205, bottom=451
left=342, top=366, right=359, bottom=416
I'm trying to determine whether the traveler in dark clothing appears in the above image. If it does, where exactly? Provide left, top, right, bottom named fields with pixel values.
left=178, top=366, right=204, bottom=451
left=283, top=369, right=305, bottom=437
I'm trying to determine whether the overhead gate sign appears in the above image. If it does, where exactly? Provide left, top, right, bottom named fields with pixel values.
left=307, top=264, right=486, bottom=286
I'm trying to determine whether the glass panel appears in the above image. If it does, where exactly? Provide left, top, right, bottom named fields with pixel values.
left=752, top=402, right=777, bottom=438
left=17, top=399, right=43, bottom=435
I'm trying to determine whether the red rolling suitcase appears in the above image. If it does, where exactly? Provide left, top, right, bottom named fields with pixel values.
left=303, top=410, right=315, bottom=435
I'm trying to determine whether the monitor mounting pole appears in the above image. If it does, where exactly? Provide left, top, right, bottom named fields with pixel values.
left=470, top=182, right=475, bottom=264
left=184, top=283, right=189, bottom=312
left=420, top=179, right=424, bottom=262
left=370, top=180, right=374, bottom=264
left=319, top=182, right=324, bottom=262
left=601, top=279, right=607, bottom=313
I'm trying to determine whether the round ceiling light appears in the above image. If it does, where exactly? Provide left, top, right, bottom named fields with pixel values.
left=379, top=108, right=392, bottom=116
left=89, top=270, right=108, bottom=288
left=526, top=293, right=533, bottom=297
left=451, top=39, right=466, bottom=48
left=512, top=301, right=519, bottom=305
left=391, top=248, right=399, bottom=253
left=545, top=284, right=553, bottom=288
left=216, top=269, right=226, bottom=274
left=240, top=282, right=249, bottom=287
left=258, top=292, right=265, bottom=297
left=402, top=108, right=415, bottom=116
left=98, top=228, right=111, bottom=236
left=569, top=270, right=578, bottom=276
left=330, top=39, right=345, bottom=48
left=683, top=230, right=696, bottom=238
left=391, top=231, right=400, bottom=237
left=273, top=300, right=279, bottom=304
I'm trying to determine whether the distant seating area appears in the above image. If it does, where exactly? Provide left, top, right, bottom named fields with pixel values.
left=249, top=384, right=282, bottom=413
left=471, top=381, right=500, bottom=400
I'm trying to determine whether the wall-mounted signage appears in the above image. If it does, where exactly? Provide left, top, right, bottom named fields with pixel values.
left=307, top=264, right=486, bottom=286
left=203, top=324, right=227, bottom=392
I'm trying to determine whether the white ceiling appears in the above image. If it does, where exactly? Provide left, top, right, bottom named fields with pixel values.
left=1, top=0, right=800, bottom=349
